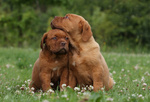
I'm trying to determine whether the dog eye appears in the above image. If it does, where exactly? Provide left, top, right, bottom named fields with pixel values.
left=65, top=16, right=69, bottom=19
left=65, top=37, right=69, bottom=40
left=52, top=37, right=57, bottom=40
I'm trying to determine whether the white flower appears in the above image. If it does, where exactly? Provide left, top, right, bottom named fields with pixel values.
left=121, top=69, right=125, bottom=72
left=133, top=79, right=138, bottom=82
left=88, top=85, right=93, bottom=91
left=67, top=86, right=71, bottom=88
left=31, top=91, right=34, bottom=94
left=29, top=64, right=32, bottom=67
left=74, top=87, right=80, bottom=91
left=50, top=82, right=54, bottom=86
left=22, top=84, right=26, bottom=87
left=112, top=71, right=116, bottom=74
left=132, top=94, right=136, bottom=97
left=83, top=92, right=91, bottom=97
left=47, top=89, right=54, bottom=93
left=144, top=72, right=150, bottom=76
left=134, top=65, right=139, bottom=70
left=42, top=100, right=49, bottom=102
left=62, top=84, right=66, bottom=88
left=24, top=81, right=27, bottom=84
left=141, top=76, right=145, bottom=82
left=138, top=94, right=143, bottom=98
left=61, top=94, right=67, bottom=98
left=7, top=87, right=11, bottom=90
left=31, top=87, right=35, bottom=91
left=120, top=90, right=123, bottom=92
left=15, top=90, right=21, bottom=94
left=101, top=88, right=104, bottom=91
left=6, top=64, right=10, bottom=68
left=142, top=83, right=147, bottom=87
left=78, top=92, right=81, bottom=95
left=106, top=98, right=113, bottom=101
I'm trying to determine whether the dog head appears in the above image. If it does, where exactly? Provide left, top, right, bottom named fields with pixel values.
left=51, top=14, right=92, bottom=42
left=41, top=29, right=69, bottom=55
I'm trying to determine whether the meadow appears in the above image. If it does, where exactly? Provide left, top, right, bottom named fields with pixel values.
left=0, top=48, right=150, bottom=102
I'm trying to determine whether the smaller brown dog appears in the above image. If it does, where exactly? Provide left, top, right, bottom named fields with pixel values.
left=29, top=29, right=69, bottom=92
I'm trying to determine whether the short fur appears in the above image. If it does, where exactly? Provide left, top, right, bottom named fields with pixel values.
left=51, top=14, right=114, bottom=91
left=29, top=29, right=69, bottom=92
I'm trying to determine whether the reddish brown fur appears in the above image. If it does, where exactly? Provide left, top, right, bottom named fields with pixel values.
left=29, top=29, right=69, bottom=92
left=51, top=14, right=114, bottom=91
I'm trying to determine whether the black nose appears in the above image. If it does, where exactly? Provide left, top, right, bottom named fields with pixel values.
left=61, top=42, right=66, bottom=46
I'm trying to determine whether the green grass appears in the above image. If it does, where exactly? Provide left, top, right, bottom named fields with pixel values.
left=0, top=48, right=150, bottom=102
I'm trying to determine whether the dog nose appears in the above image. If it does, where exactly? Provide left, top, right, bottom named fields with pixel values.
left=61, top=42, right=66, bottom=46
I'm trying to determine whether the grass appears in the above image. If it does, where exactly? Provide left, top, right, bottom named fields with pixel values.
left=0, top=47, right=150, bottom=102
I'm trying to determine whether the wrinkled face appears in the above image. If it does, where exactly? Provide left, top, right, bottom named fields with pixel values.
left=51, top=14, right=92, bottom=42
left=41, top=29, right=69, bottom=55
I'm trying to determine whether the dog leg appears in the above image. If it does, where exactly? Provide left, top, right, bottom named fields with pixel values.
left=92, top=66, right=104, bottom=92
left=60, top=67, right=69, bottom=91
left=39, top=72, right=51, bottom=92
left=68, top=70, right=76, bottom=89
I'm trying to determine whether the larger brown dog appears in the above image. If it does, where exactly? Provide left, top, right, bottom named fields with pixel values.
left=51, top=14, right=114, bottom=91
left=29, top=29, right=69, bottom=92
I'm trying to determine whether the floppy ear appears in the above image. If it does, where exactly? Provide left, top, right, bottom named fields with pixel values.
left=40, top=33, right=48, bottom=50
left=81, top=21, right=92, bottom=42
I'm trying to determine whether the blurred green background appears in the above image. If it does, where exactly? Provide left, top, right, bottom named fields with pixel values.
left=0, top=0, right=150, bottom=52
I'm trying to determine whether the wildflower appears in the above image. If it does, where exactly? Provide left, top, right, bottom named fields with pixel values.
left=142, top=83, right=147, bottom=87
left=106, top=98, right=113, bottom=102
left=42, top=100, right=49, bottom=102
left=121, top=69, right=125, bottom=72
left=31, top=91, right=34, bottom=94
left=50, top=82, right=54, bottom=86
left=22, top=84, right=26, bottom=87
left=133, top=79, right=138, bottom=82
left=6, top=64, right=10, bottom=68
left=101, top=88, right=104, bottom=91
left=141, top=77, right=145, bottom=82
left=120, top=90, right=123, bottom=93
left=144, top=72, right=150, bottom=76
left=142, top=88, right=145, bottom=90
left=88, top=85, right=93, bottom=91
left=47, top=89, right=54, bottom=93
left=29, top=64, right=32, bottom=67
left=15, top=90, right=21, bottom=94
left=74, top=87, right=80, bottom=91
left=61, top=94, right=67, bottom=98
left=78, top=92, right=81, bottom=95
left=24, top=81, right=27, bottom=84
left=62, top=84, right=66, bottom=89
left=7, top=87, right=11, bottom=90
left=138, top=94, right=144, bottom=99
left=112, top=71, right=116, bottom=74
left=134, top=65, right=139, bottom=70
left=20, top=87, right=25, bottom=90
left=132, top=94, right=136, bottom=97
left=31, top=87, right=35, bottom=91
left=83, top=92, right=91, bottom=97
left=67, top=86, right=71, bottom=88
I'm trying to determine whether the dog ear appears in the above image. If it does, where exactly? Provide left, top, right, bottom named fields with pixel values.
left=81, top=21, right=92, bottom=42
left=40, top=33, right=48, bottom=50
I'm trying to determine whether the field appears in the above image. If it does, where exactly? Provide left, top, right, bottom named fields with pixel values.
left=0, top=48, right=150, bottom=102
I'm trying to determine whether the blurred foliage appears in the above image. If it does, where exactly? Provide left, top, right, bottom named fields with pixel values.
left=0, top=0, right=150, bottom=50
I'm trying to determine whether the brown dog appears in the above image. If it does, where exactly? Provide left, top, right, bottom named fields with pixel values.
left=29, top=29, right=69, bottom=92
left=51, top=14, right=114, bottom=91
